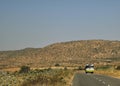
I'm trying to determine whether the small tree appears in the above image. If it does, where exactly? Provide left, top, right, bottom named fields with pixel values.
left=19, top=66, right=30, bottom=73
left=55, top=63, right=60, bottom=67
left=116, top=66, right=120, bottom=70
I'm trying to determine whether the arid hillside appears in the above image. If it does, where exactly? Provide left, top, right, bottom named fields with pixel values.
left=0, top=40, right=120, bottom=69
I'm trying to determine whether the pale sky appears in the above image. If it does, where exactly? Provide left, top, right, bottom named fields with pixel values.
left=0, top=0, right=120, bottom=51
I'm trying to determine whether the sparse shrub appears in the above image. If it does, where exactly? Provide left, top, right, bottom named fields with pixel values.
left=55, top=63, right=60, bottom=66
left=19, top=66, right=30, bottom=73
left=78, top=66, right=83, bottom=70
left=47, top=67, right=52, bottom=71
left=116, top=65, right=120, bottom=70
left=21, top=69, right=70, bottom=86
left=64, top=67, right=67, bottom=70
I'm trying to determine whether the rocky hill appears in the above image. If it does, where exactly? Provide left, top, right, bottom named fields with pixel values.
left=0, top=40, right=120, bottom=69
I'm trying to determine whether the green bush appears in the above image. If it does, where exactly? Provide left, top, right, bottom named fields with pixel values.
left=116, top=65, right=120, bottom=70
left=78, top=66, right=83, bottom=70
left=19, top=66, right=30, bottom=73
left=55, top=63, right=60, bottom=66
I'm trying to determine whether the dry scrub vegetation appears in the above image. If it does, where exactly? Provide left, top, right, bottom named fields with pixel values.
left=0, top=40, right=120, bottom=85
left=96, top=70, right=120, bottom=79
left=95, top=65, right=120, bottom=79
left=0, top=40, right=120, bottom=69
left=0, top=67, right=74, bottom=86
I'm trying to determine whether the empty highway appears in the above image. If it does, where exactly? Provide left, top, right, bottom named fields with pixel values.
left=72, top=73, right=120, bottom=86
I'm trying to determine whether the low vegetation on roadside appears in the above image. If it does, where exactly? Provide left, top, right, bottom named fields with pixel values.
left=0, top=66, right=74, bottom=86
left=95, top=65, right=120, bottom=78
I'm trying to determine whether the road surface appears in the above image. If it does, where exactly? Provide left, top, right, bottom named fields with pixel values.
left=72, top=73, right=120, bottom=86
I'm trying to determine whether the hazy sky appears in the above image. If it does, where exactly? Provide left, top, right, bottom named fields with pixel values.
left=0, top=0, right=120, bottom=51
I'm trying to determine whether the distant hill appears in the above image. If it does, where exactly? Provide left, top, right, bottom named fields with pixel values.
left=0, top=40, right=120, bottom=69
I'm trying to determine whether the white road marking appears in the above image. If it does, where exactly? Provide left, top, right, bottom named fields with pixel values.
left=94, top=76, right=111, bottom=86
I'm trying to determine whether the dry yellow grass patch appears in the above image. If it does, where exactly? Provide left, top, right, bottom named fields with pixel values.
left=95, top=70, right=120, bottom=79
left=2, top=67, right=20, bottom=72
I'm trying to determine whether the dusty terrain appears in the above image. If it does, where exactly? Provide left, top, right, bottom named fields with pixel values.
left=0, top=40, right=120, bottom=70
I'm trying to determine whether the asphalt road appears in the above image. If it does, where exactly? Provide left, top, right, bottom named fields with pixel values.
left=72, top=73, right=120, bottom=86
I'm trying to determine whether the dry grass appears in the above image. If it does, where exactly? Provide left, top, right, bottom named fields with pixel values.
left=95, top=70, right=120, bottom=79
left=0, top=40, right=120, bottom=69
left=2, top=67, right=20, bottom=72
left=0, top=68, right=75, bottom=86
